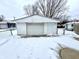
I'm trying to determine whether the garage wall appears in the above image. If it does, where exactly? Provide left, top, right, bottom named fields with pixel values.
left=44, top=23, right=48, bottom=34
left=47, top=23, right=57, bottom=35
left=16, top=23, right=27, bottom=35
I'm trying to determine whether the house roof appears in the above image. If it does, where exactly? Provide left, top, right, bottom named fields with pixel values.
left=66, top=22, right=79, bottom=24
left=0, top=20, right=8, bottom=24
left=16, top=15, right=60, bottom=23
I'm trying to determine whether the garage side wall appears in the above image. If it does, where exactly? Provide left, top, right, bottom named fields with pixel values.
left=46, top=23, right=57, bottom=35
left=16, top=23, right=27, bottom=36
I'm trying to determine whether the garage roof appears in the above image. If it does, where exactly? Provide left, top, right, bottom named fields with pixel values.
left=16, top=15, right=60, bottom=23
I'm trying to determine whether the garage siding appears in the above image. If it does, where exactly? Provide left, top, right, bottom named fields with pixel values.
left=47, top=23, right=57, bottom=35
left=16, top=23, right=27, bottom=35
left=16, top=22, right=58, bottom=36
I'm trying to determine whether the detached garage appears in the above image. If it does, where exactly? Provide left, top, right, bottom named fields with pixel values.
left=16, top=15, right=59, bottom=36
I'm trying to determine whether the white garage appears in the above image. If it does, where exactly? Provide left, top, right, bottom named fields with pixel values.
left=16, top=15, right=59, bottom=36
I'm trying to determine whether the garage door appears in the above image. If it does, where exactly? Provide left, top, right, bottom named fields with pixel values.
left=27, top=23, right=44, bottom=35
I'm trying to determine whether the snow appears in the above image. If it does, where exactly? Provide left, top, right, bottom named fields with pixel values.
left=58, top=28, right=79, bottom=37
left=16, top=15, right=59, bottom=23
left=0, top=29, right=79, bottom=59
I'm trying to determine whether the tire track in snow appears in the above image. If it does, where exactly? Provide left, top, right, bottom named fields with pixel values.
left=0, top=39, right=10, bottom=46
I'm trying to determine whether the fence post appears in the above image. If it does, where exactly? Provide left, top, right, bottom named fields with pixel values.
left=63, top=28, right=65, bottom=35
left=10, top=29, right=13, bottom=36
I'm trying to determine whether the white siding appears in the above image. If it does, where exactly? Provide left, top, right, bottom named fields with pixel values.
left=16, top=23, right=26, bottom=35
left=0, top=24, right=8, bottom=29
left=47, top=23, right=57, bottom=35
left=44, top=23, right=48, bottom=34
left=16, top=22, right=58, bottom=36
left=27, top=23, right=44, bottom=35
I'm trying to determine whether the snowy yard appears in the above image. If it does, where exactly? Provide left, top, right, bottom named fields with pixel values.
left=0, top=29, right=79, bottom=59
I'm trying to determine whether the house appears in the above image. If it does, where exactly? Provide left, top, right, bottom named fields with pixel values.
left=7, top=22, right=16, bottom=28
left=0, top=20, right=16, bottom=29
left=65, top=22, right=74, bottom=31
left=6, top=20, right=16, bottom=28
left=74, top=22, right=79, bottom=35
left=16, top=15, right=59, bottom=37
left=0, top=21, right=8, bottom=29
left=65, top=21, right=79, bottom=35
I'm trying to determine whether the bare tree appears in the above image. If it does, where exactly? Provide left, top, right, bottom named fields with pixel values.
left=24, top=5, right=38, bottom=16
left=0, top=15, right=5, bottom=21
left=24, top=0, right=68, bottom=20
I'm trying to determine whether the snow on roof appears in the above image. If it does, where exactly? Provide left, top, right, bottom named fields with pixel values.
left=74, top=22, right=79, bottom=24
left=16, top=15, right=59, bottom=23
left=67, top=22, right=79, bottom=24
left=0, top=20, right=15, bottom=23
left=66, top=22, right=75, bottom=24
left=0, top=20, right=8, bottom=24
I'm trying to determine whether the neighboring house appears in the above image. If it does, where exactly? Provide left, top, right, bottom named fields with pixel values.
left=65, top=22, right=74, bottom=31
left=65, top=21, right=79, bottom=35
left=16, top=15, right=59, bottom=36
left=74, top=22, right=79, bottom=35
left=6, top=20, right=16, bottom=28
left=0, top=20, right=16, bottom=29
left=7, top=22, right=16, bottom=28
left=0, top=21, right=8, bottom=29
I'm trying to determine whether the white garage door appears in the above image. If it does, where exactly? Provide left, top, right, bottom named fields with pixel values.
left=27, top=23, right=44, bottom=35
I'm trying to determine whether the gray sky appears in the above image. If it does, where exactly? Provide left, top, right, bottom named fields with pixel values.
left=68, top=0, right=79, bottom=18
left=0, top=0, right=79, bottom=20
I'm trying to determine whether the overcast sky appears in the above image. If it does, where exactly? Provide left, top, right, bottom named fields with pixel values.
left=0, top=0, right=79, bottom=20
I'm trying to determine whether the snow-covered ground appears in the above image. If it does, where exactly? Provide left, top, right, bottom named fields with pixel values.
left=58, top=28, right=79, bottom=37
left=0, top=29, right=79, bottom=59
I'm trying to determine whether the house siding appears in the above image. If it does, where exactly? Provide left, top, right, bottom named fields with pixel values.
left=74, top=23, right=79, bottom=34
